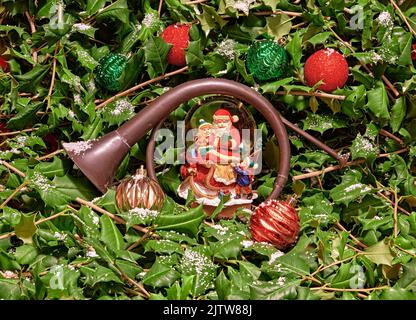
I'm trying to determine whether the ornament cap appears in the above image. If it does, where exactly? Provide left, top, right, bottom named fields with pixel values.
left=135, top=165, right=147, bottom=177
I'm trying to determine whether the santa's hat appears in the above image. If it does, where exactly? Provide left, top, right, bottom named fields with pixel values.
left=213, top=109, right=239, bottom=123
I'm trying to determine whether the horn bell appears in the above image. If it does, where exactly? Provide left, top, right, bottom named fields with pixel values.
left=62, top=130, right=131, bottom=193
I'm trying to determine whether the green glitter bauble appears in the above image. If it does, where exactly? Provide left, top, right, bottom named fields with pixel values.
left=94, top=53, right=128, bottom=92
left=246, top=41, right=289, bottom=82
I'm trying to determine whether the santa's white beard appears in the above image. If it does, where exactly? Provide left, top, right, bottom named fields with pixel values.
left=214, top=123, right=231, bottom=136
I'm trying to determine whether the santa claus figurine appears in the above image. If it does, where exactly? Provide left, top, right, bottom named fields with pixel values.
left=206, top=108, right=241, bottom=187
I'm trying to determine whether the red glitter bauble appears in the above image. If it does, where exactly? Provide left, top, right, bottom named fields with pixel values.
left=411, top=44, right=416, bottom=61
left=161, top=24, right=191, bottom=66
left=0, top=56, right=9, bottom=72
left=304, top=48, right=349, bottom=92
left=249, top=199, right=300, bottom=250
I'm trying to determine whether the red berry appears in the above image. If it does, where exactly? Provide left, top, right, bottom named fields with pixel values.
left=304, top=48, right=349, bottom=92
left=0, top=122, right=10, bottom=133
left=249, top=199, right=300, bottom=250
left=411, top=44, right=416, bottom=61
left=0, top=56, right=9, bottom=72
left=161, top=24, right=191, bottom=66
left=43, top=133, right=59, bottom=153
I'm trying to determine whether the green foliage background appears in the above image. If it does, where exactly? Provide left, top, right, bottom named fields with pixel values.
left=1, top=0, right=416, bottom=300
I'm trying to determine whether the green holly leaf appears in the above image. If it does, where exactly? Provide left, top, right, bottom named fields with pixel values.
left=366, top=81, right=390, bottom=121
left=330, top=170, right=373, bottom=206
left=302, top=112, right=347, bottom=134
left=144, top=36, right=171, bottom=78
left=14, top=213, right=37, bottom=244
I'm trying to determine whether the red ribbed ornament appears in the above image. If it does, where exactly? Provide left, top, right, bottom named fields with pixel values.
left=161, top=24, right=191, bottom=66
left=249, top=198, right=300, bottom=250
left=412, top=44, right=416, bottom=61
left=0, top=56, right=9, bottom=72
left=304, top=48, right=348, bottom=92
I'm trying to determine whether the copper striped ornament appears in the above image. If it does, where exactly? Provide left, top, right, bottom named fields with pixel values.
left=115, top=166, right=165, bottom=213
left=249, top=198, right=300, bottom=250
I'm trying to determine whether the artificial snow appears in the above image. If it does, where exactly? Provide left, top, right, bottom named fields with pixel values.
left=63, top=140, right=94, bottom=156
left=215, top=39, right=237, bottom=60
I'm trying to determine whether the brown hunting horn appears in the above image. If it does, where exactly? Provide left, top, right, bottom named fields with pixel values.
left=63, top=78, right=347, bottom=199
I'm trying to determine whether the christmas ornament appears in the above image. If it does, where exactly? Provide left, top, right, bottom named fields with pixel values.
left=411, top=43, right=416, bottom=61
left=304, top=48, right=349, bottom=92
left=177, top=104, right=258, bottom=218
left=64, top=78, right=346, bottom=200
left=249, top=198, right=300, bottom=250
left=246, top=40, right=289, bottom=82
left=0, top=56, right=9, bottom=72
left=94, top=53, right=128, bottom=92
left=115, top=165, right=165, bottom=213
left=161, top=23, right=191, bottom=66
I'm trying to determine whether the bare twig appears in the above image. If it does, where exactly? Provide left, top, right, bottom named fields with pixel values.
left=377, top=191, right=411, bottom=216
left=0, top=180, right=29, bottom=210
left=74, top=197, right=155, bottom=236
left=310, top=254, right=360, bottom=278
left=24, top=11, right=37, bottom=63
left=310, top=286, right=389, bottom=293
left=185, top=0, right=209, bottom=4
left=46, top=45, right=59, bottom=109
left=293, top=148, right=409, bottom=180
left=327, top=26, right=399, bottom=97
left=0, top=160, right=26, bottom=177
left=379, top=129, right=404, bottom=146
left=393, top=189, right=399, bottom=238
left=95, top=66, right=188, bottom=110
left=336, top=222, right=368, bottom=249
left=127, top=231, right=153, bottom=251
left=276, top=90, right=346, bottom=100
left=394, top=244, right=416, bottom=257
left=158, top=0, right=164, bottom=16
left=35, top=149, right=64, bottom=161
left=0, top=128, right=38, bottom=137
left=389, top=0, right=416, bottom=36
left=253, top=10, right=303, bottom=17
left=0, top=209, right=68, bottom=240
left=116, top=267, right=150, bottom=298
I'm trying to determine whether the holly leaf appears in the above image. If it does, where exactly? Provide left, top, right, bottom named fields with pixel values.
left=302, top=112, right=347, bottom=134
left=366, top=81, right=390, bottom=121
left=144, top=36, right=171, bottom=78
left=364, top=239, right=394, bottom=266
left=100, top=215, right=125, bottom=252
left=155, top=205, right=206, bottom=237
left=14, top=214, right=37, bottom=244
left=329, top=170, right=373, bottom=206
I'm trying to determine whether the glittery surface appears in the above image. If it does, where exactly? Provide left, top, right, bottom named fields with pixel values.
left=161, top=24, right=191, bottom=66
left=304, top=48, right=349, bottom=92
left=249, top=199, right=300, bottom=250
left=0, top=56, right=9, bottom=72
left=94, top=53, right=128, bottom=92
left=246, top=40, right=289, bottom=82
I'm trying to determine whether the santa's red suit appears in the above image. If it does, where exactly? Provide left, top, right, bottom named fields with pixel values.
left=205, top=109, right=241, bottom=187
